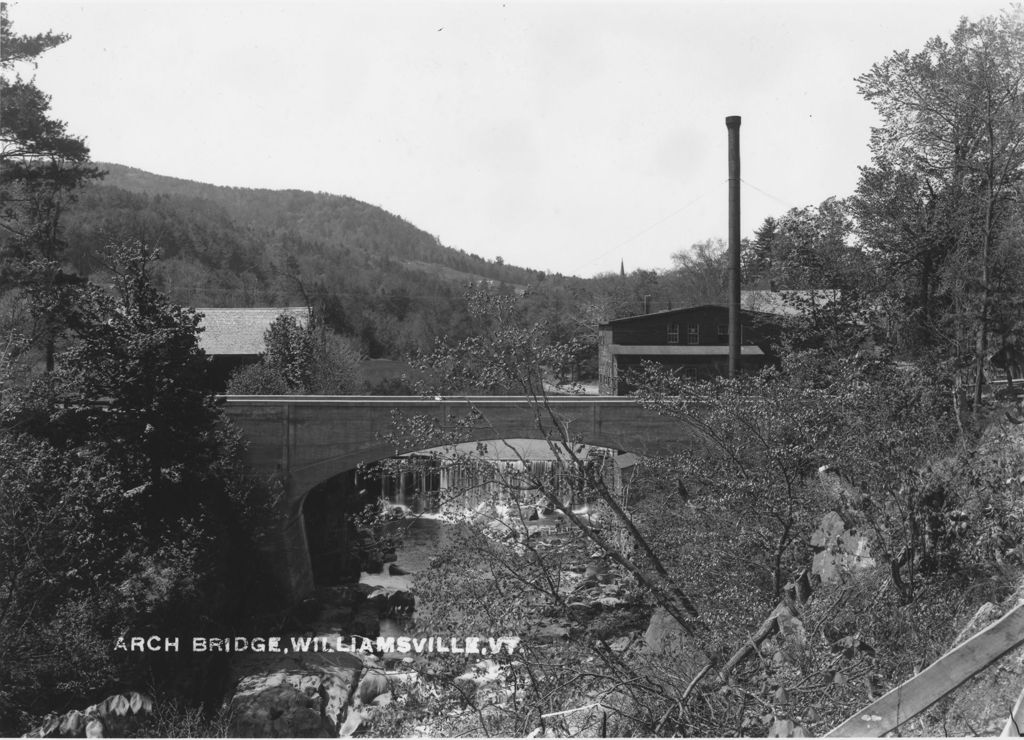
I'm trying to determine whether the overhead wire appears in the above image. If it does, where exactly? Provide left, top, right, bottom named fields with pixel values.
left=562, top=183, right=721, bottom=275
left=739, top=178, right=799, bottom=211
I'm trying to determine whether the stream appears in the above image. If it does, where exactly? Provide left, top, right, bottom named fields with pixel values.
left=359, top=513, right=457, bottom=637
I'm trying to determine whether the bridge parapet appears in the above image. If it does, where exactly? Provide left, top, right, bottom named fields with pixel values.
left=223, top=395, right=696, bottom=486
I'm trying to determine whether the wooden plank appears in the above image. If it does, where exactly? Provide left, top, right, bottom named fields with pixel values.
left=1000, top=684, right=1024, bottom=737
left=826, top=603, right=1024, bottom=737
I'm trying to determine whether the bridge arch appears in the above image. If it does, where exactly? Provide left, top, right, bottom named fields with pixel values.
left=223, top=395, right=699, bottom=601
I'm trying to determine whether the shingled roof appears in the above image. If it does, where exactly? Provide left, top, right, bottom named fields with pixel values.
left=741, top=290, right=840, bottom=316
left=196, top=307, right=310, bottom=356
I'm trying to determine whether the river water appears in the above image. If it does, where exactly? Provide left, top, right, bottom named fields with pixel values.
left=359, top=514, right=457, bottom=637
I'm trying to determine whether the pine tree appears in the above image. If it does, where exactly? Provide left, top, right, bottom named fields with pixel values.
left=0, top=4, right=103, bottom=369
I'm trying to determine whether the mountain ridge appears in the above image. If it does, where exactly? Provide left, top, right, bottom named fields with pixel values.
left=59, top=162, right=550, bottom=358
left=87, top=162, right=544, bottom=286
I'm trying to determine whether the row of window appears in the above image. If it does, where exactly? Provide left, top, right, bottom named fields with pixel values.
left=667, top=323, right=730, bottom=344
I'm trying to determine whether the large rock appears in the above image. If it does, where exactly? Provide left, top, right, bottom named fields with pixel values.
left=229, top=679, right=324, bottom=738
left=357, top=670, right=390, bottom=705
left=228, top=650, right=362, bottom=737
left=452, top=660, right=504, bottom=703
left=810, top=511, right=875, bottom=584
left=364, top=588, right=391, bottom=613
left=642, top=607, right=708, bottom=685
left=388, top=590, right=415, bottom=615
left=584, top=559, right=608, bottom=579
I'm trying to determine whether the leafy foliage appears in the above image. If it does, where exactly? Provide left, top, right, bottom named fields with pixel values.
left=225, top=311, right=364, bottom=394
left=631, top=359, right=832, bottom=599
left=744, top=199, right=866, bottom=292
left=853, top=9, right=1024, bottom=395
left=0, top=241, right=267, bottom=734
left=392, top=289, right=1024, bottom=734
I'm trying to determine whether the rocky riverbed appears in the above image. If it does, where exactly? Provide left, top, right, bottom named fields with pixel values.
left=224, top=511, right=705, bottom=737
left=225, top=515, right=453, bottom=737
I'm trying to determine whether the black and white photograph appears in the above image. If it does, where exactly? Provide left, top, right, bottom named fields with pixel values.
left=3, top=0, right=1024, bottom=736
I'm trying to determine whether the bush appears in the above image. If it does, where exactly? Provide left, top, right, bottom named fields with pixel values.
left=0, top=243, right=269, bottom=733
left=226, top=361, right=289, bottom=394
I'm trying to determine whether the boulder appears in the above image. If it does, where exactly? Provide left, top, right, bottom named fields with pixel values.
left=388, top=590, right=415, bottom=615
left=229, top=681, right=323, bottom=738
left=642, top=607, right=708, bottom=685
left=534, top=621, right=571, bottom=642
left=810, top=511, right=875, bottom=584
left=453, top=659, right=503, bottom=701
left=228, top=651, right=362, bottom=737
left=363, top=554, right=384, bottom=574
left=357, top=670, right=390, bottom=705
left=776, top=608, right=807, bottom=649
left=364, top=588, right=391, bottom=613
left=608, top=634, right=633, bottom=652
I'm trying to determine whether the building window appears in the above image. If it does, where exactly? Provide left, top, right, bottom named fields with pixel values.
left=682, top=366, right=697, bottom=379
left=667, top=323, right=680, bottom=344
left=717, top=324, right=729, bottom=341
left=687, top=324, right=700, bottom=344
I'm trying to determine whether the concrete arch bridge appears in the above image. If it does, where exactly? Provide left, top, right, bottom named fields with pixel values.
left=222, top=395, right=700, bottom=601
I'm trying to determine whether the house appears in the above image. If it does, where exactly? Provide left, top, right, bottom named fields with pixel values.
left=196, top=306, right=310, bottom=389
left=597, top=305, right=776, bottom=395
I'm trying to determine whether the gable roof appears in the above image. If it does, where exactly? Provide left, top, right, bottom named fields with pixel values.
left=599, top=304, right=768, bottom=328
left=196, top=307, right=310, bottom=356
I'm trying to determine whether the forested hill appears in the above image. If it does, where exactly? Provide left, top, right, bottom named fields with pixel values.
left=92, top=164, right=541, bottom=283
left=60, top=163, right=548, bottom=356
left=60, top=164, right=696, bottom=362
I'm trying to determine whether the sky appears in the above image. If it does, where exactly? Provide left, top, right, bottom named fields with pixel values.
left=6, top=0, right=1012, bottom=277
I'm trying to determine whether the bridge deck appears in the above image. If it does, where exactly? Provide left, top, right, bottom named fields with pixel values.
left=221, top=394, right=645, bottom=404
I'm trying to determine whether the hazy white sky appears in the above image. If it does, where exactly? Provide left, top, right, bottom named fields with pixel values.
left=6, top=1, right=1011, bottom=277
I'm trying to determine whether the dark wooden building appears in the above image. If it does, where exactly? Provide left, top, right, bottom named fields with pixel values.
left=598, top=304, right=776, bottom=395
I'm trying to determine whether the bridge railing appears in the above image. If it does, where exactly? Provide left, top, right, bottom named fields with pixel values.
left=219, top=394, right=646, bottom=404
left=825, top=602, right=1024, bottom=736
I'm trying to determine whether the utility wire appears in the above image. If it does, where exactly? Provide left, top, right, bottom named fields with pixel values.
left=739, top=178, right=798, bottom=210
left=567, top=184, right=721, bottom=275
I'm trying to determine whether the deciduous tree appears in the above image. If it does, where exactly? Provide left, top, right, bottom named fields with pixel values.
left=0, top=241, right=265, bottom=732
left=854, top=9, right=1024, bottom=402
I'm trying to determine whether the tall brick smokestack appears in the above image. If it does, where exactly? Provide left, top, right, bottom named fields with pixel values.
left=726, top=115, right=741, bottom=378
